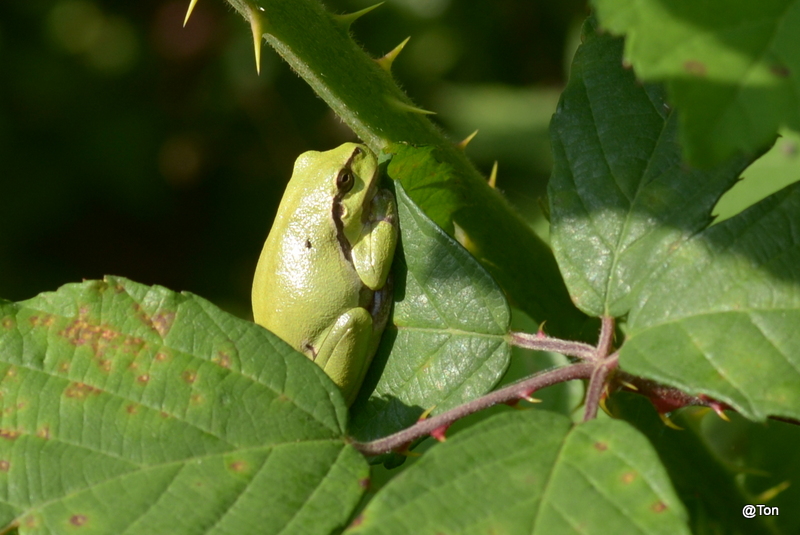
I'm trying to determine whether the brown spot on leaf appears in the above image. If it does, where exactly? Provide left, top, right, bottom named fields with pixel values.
left=359, top=477, right=370, bottom=489
left=160, top=411, right=170, bottom=419
left=349, top=515, right=364, bottom=528
left=29, top=314, right=55, bottom=328
left=0, top=460, right=10, bottom=472
left=97, top=359, right=112, bottom=373
left=771, top=64, right=790, bottom=78
left=4, top=402, right=26, bottom=416
left=155, top=351, right=169, bottom=362
left=137, top=374, right=150, bottom=385
left=190, top=394, right=204, bottom=405
left=5, top=367, right=16, bottom=378
left=24, top=515, right=39, bottom=528
left=121, top=336, right=146, bottom=354
left=0, top=429, right=20, bottom=441
left=684, top=60, right=706, bottom=76
left=182, top=371, right=197, bottom=384
left=65, top=383, right=101, bottom=399
left=70, top=514, right=88, bottom=526
left=229, top=461, right=247, bottom=472
left=652, top=501, right=667, bottom=513
left=621, top=472, right=636, bottom=484
left=213, top=352, right=231, bottom=368
left=126, top=404, right=139, bottom=415
left=59, top=311, right=145, bottom=360
left=594, top=441, right=608, bottom=452
left=128, top=361, right=139, bottom=371
left=152, top=311, right=176, bottom=338
left=2, top=317, right=14, bottom=330
left=37, top=427, right=51, bottom=440
left=59, top=362, right=70, bottom=373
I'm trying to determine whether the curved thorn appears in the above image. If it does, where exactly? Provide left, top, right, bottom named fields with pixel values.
left=332, top=2, right=384, bottom=30
left=183, top=0, right=199, bottom=27
left=376, top=36, right=410, bottom=72
left=456, top=129, right=478, bottom=150
left=488, top=161, right=498, bottom=188
left=417, top=405, right=436, bottom=421
left=658, top=412, right=684, bottom=430
left=387, top=97, right=435, bottom=115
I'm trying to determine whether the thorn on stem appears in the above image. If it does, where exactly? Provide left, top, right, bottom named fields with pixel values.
left=488, top=161, right=499, bottom=188
left=332, top=2, right=384, bottom=30
left=247, top=7, right=265, bottom=74
left=183, top=0, right=199, bottom=27
left=456, top=129, right=479, bottom=150
left=536, top=320, right=547, bottom=338
left=658, top=412, right=683, bottom=430
left=376, top=37, right=411, bottom=72
left=417, top=405, right=436, bottom=422
left=387, top=96, right=436, bottom=115
left=430, top=424, right=449, bottom=442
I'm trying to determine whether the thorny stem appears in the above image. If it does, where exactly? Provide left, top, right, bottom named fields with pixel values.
left=351, top=316, right=620, bottom=456
left=506, top=332, right=597, bottom=360
left=583, top=352, right=618, bottom=421
left=352, top=314, right=778, bottom=456
left=350, top=361, right=595, bottom=456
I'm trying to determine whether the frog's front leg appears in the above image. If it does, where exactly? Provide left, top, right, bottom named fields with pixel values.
left=351, top=189, right=397, bottom=291
left=311, top=307, right=374, bottom=405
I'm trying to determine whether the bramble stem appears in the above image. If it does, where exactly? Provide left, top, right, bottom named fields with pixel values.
left=350, top=361, right=595, bottom=456
left=507, top=331, right=597, bottom=360
left=352, top=317, right=620, bottom=455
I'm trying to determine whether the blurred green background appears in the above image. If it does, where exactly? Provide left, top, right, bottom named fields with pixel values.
left=1, top=0, right=588, bottom=316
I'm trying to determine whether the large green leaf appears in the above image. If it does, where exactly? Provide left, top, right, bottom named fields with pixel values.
left=0, top=277, right=367, bottom=534
left=610, top=392, right=779, bottom=535
left=592, top=0, right=800, bottom=167
left=349, top=183, right=511, bottom=441
left=623, top=182, right=800, bottom=421
left=347, top=410, right=689, bottom=535
left=549, top=22, right=754, bottom=318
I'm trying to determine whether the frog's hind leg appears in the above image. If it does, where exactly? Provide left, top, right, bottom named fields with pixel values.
left=313, top=308, right=374, bottom=405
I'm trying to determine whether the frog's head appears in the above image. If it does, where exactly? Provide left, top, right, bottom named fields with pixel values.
left=288, top=143, right=381, bottom=250
left=327, top=143, right=381, bottom=246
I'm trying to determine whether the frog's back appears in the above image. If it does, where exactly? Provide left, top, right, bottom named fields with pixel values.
left=251, top=148, right=363, bottom=353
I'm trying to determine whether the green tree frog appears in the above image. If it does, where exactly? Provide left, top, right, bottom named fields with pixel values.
left=252, top=143, right=397, bottom=405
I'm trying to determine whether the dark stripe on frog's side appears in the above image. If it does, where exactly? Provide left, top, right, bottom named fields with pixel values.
left=331, top=147, right=363, bottom=265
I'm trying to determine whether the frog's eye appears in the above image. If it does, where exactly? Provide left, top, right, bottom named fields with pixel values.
left=336, top=168, right=355, bottom=193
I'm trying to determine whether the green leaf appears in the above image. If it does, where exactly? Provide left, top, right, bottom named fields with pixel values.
left=0, top=277, right=368, bottom=534
left=549, top=23, right=754, bottom=318
left=609, top=392, right=779, bottom=535
left=592, top=0, right=799, bottom=167
left=347, top=410, right=689, bottom=535
left=348, top=183, right=511, bottom=441
left=386, top=143, right=588, bottom=338
left=623, top=182, right=800, bottom=421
